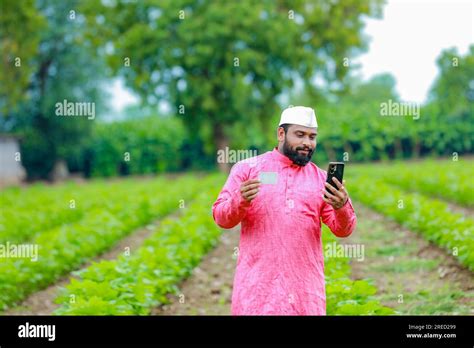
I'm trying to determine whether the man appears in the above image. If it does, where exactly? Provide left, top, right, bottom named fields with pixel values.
left=212, top=106, right=357, bottom=315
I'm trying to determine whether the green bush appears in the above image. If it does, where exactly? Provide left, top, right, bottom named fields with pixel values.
left=82, top=116, right=187, bottom=177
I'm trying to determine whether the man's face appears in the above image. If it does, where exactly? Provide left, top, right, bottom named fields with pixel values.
left=279, top=124, right=317, bottom=166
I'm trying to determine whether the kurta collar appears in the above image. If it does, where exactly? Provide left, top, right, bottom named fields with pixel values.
left=271, top=147, right=299, bottom=168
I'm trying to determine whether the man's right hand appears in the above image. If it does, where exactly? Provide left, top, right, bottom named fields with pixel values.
left=240, top=179, right=261, bottom=202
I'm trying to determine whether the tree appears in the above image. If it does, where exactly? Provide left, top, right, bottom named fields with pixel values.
left=79, top=0, right=384, bottom=171
left=1, top=0, right=108, bottom=179
left=293, top=73, right=401, bottom=162
left=429, top=45, right=474, bottom=118
left=0, top=0, right=45, bottom=114
left=424, top=45, right=474, bottom=156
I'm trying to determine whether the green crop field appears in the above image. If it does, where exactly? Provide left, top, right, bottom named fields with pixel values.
left=1, top=158, right=472, bottom=316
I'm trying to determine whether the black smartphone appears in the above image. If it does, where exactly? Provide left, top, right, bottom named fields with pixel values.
left=324, top=162, right=345, bottom=198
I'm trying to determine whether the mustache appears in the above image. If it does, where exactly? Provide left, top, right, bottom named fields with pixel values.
left=282, top=141, right=314, bottom=166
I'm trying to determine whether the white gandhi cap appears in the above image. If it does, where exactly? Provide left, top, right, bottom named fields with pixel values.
left=279, top=106, right=318, bottom=128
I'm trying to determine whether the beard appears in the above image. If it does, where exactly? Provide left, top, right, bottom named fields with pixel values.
left=282, top=138, right=315, bottom=166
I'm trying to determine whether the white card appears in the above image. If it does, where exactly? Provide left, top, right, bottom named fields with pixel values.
left=259, top=171, right=278, bottom=185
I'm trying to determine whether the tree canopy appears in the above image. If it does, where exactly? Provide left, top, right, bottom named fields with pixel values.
left=78, top=0, right=384, bottom=169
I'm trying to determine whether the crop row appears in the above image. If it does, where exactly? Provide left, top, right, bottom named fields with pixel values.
left=54, top=183, right=224, bottom=315
left=0, top=174, right=216, bottom=311
left=349, top=159, right=473, bottom=208
left=0, top=178, right=170, bottom=244
left=347, top=176, right=474, bottom=271
left=322, top=226, right=395, bottom=315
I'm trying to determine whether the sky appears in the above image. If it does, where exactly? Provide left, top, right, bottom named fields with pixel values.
left=108, top=0, right=474, bottom=113
left=354, top=0, right=473, bottom=103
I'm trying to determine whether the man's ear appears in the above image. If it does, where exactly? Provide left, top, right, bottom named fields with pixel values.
left=277, top=127, right=285, bottom=142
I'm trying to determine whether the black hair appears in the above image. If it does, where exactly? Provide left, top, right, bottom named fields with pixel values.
left=279, top=123, right=291, bottom=134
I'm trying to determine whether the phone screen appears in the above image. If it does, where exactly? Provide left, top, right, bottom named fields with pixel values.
left=324, top=162, right=345, bottom=198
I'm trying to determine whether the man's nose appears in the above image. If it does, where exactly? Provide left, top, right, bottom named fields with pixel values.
left=302, top=137, right=312, bottom=148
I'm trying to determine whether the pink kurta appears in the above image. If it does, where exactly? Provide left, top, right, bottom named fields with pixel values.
left=212, top=147, right=357, bottom=315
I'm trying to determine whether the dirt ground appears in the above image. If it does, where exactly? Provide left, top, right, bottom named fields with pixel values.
left=342, top=203, right=473, bottom=314
left=152, top=227, right=239, bottom=315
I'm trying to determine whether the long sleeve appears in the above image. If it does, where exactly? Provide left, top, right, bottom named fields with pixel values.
left=320, top=197, right=357, bottom=238
left=212, top=162, right=253, bottom=229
